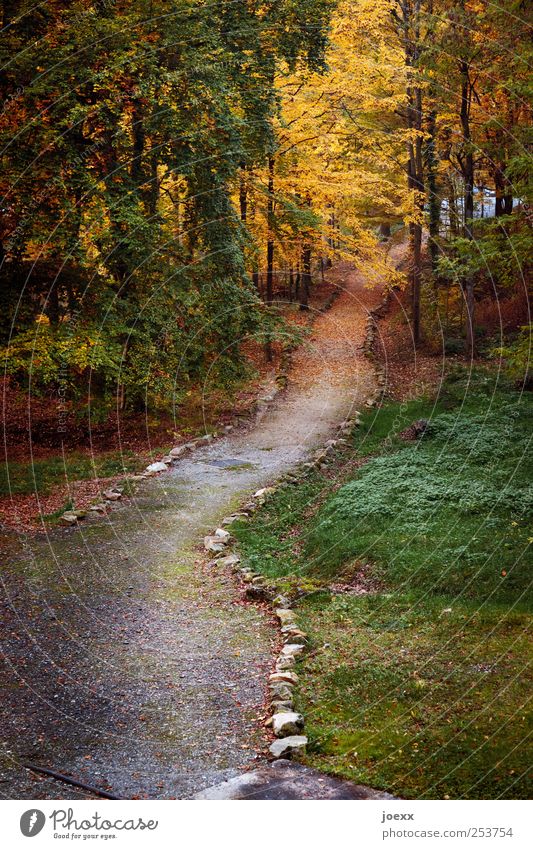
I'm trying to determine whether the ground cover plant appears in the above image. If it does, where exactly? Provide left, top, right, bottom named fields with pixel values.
left=234, top=368, right=532, bottom=798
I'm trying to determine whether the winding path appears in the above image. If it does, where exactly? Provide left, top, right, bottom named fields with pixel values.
left=0, top=265, right=380, bottom=799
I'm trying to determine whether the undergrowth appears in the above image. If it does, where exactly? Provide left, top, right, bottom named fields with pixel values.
left=233, top=367, right=532, bottom=798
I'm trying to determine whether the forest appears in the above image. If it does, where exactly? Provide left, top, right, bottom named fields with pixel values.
left=0, top=0, right=531, bottom=807
left=1, top=0, right=530, bottom=420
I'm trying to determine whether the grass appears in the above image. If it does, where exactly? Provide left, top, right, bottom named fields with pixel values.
left=0, top=450, right=141, bottom=497
left=233, top=367, right=533, bottom=798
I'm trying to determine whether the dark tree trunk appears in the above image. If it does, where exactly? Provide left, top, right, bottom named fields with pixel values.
left=494, top=166, right=512, bottom=217
left=239, top=163, right=247, bottom=222
left=300, top=245, right=311, bottom=311
left=265, top=157, right=275, bottom=361
left=400, top=0, right=425, bottom=347
left=266, top=158, right=274, bottom=306
left=425, top=108, right=440, bottom=273
left=148, top=149, right=159, bottom=217
left=459, top=58, right=475, bottom=355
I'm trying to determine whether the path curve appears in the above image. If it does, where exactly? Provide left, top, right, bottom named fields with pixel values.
left=0, top=265, right=379, bottom=799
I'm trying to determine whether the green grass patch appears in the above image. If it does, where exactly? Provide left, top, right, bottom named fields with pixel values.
left=234, top=367, right=533, bottom=798
left=0, top=451, right=141, bottom=497
left=296, top=592, right=531, bottom=799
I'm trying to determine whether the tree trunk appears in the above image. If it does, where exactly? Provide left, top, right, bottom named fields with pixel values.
left=494, top=165, right=512, bottom=216
left=239, top=163, right=247, bottom=222
left=459, top=58, right=475, bottom=354
left=265, top=157, right=275, bottom=362
left=266, top=157, right=274, bottom=306
left=400, top=0, right=425, bottom=347
left=300, top=244, right=311, bottom=311
left=425, top=107, right=440, bottom=273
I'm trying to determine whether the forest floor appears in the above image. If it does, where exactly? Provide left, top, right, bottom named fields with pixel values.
left=0, top=262, right=380, bottom=799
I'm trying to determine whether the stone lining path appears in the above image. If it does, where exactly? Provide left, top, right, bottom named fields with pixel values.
left=0, top=264, right=380, bottom=799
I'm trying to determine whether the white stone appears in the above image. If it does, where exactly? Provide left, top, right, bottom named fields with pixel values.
left=204, top=535, right=226, bottom=553
left=214, top=528, right=230, bottom=542
left=145, top=461, right=168, bottom=473
left=281, top=643, right=305, bottom=658
left=103, top=488, right=122, bottom=500
left=275, top=608, right=296, bottom=625
left=61, top=512, right=79, bottom=525
left=269, top=735, right=307, bottom=759
left=169, top=445, right=187, bottom=458
left=269, top=671, right=299, bottom=685
left=272, top=712, right=304, bottom=738
left=216, top=553, right=241, bottom=568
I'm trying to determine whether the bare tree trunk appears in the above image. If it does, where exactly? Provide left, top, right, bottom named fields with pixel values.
left=300, top=244, right=311, bottom=311
left=239, top=163, right=247, bottom=222
left=459, top=58, right=475, bottom=355
left=425, top=107, right=440, bottom=273
left=400, top=0, right=425, bottom=347
left=265, top=157, right=275, bottom=361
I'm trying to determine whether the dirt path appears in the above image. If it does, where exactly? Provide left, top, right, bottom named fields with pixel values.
left=0, top=264, right=379, bottom=799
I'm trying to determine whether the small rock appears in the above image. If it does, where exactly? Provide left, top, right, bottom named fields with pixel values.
left=60, top=512, right=79, bottom=526
left=145, top=461, right=168, bottom=473
left=204, top=536, right=226, bottom=553
left=276, top=608, right=296, bottom=625
left=269, top=671, right=299, bottom=685
left=216, top=553, right=241, bottom=568
left=269, top=735, right=307, bottom=759
left=221, top=515, right=241, bottom=526
left=245, top=585, right=271, bottom=601
left=281, top=643, right=305, bottom=658
left=271, top=700, right=293, bottom=713
left=103, top=489, right=122, bottom=501
left=272, top=712, right=304, bottom=738
left=169, top=445, right=187, bottom=458
left=284, top=632, right=307, bottom=646
left=269, top=684, right=294, bottom=703
left=214, top=528, right=230, bottom=542
left=89, top=503, right=108, bottom=513
left=281, top=626, right=308, bottom=639
left=276, top=656, right=296, bottom=671
left=159, top=455, right=173, bottom=464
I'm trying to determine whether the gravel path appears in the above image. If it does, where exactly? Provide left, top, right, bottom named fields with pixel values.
left=0, top=265, right=379, bottom=799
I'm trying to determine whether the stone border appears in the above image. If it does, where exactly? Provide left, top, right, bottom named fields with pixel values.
left=361, top=291, right=392, bottom=403
left=59, top=346, right=296, bottom=527
left=196, top=281, right=391, bottom=758
left=200, top=404, right=369, bottom=761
